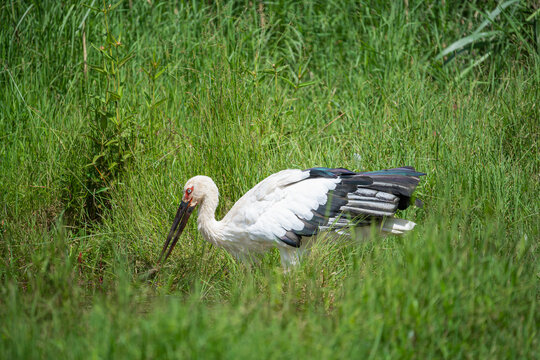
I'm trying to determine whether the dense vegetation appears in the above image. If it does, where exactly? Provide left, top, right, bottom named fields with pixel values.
left=1, top=0, right=538, bottom=358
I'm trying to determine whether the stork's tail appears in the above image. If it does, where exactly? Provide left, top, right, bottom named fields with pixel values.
left=289, top=166, right=425, bottom=245
left=360, top=166, right=425, bottom=210
left=331, top=166, right=425, bottom=236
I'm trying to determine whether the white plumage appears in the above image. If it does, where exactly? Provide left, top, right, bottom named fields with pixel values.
left=158, top=167, right=425, bottom=268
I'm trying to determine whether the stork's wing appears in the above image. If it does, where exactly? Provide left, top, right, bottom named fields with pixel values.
left=224, top=167, right=425, bottom=248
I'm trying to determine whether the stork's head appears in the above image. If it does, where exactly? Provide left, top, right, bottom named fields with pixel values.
left=157, top=175, right=218, bottom=265
left=181, top=175, right=218, bottom=207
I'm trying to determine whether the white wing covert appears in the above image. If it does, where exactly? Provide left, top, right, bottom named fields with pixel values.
left=222, top=167, right=425, bottom=249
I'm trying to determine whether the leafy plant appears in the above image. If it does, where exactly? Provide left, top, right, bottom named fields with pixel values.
left=435, top=0, right=538, bottom=80
left=141, top=52, right=168, bottom=135
left=84, top=1, right=136, bottom=220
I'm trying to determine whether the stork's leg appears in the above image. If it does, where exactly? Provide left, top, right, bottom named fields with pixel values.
left=279, top=247, right=300, bottom=271
left=380, top=218, right=416, bottom=234
left=233, top=251, right=261, bottom=268
left=297, top=235, right=316, bottom=258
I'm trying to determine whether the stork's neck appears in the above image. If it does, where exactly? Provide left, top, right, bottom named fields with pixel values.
left=197, top=192, right=223, bottom=245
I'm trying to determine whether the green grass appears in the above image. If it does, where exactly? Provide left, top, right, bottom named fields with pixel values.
left=1, top=0, right=538, bottom=358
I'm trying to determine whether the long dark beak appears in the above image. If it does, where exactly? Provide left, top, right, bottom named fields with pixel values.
left=157, top=200, right=195, bottom=265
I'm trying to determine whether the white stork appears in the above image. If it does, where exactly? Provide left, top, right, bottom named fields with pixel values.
left=158, top=167, right=425, bottom=268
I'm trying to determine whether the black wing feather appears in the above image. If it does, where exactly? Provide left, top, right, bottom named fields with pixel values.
left=277, top=167, right=425, bottom=247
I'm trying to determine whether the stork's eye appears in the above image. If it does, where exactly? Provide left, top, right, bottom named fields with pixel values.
left=186, top=188, right=192, bottom=194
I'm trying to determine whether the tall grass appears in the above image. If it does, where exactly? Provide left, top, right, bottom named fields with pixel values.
left=1, top=1, right=538, bottom=358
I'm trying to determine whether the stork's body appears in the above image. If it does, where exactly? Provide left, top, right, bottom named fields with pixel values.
left=159, top=167, right=425, bottom=268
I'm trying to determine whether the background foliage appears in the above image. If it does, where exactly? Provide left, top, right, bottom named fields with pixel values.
left=1, top=0, right=538, bottom=358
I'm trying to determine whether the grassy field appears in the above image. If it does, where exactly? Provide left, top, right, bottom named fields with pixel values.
left=1, top=0, right=538, bottom=358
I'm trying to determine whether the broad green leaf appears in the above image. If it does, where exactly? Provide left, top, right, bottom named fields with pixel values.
left=91, top=43, right=114, bottom=61
left=107, top=91, right=121, bottom=101
left=118, top=51, right=135, bottom=68
left=99, top=115, right=107, bottom=130
left=78, top=0, right=96, bottom=30
left=474, top=0, right=520, bottom=34
left=81, top=3, right=99, bottom=12
left=278, top=76, right=296, bottom=89
left=298, top=81, right=318, bottom=89
left=153, top=98, right=167, bottom=108
left=435, top=31, right=501, bottom=60
left=105, top=139, right=118, bottom=147
left=92, top=153, right=104, bottom=164
left=155, top=66, right=168, bottom=80
left=88, top=64, right=107, bottom=75
left=144, top=91, right=152, bottom=104
left=458, top=52, right=492, bottom=80
left=526, top=8, right=540, bottom=22
left=59, top=5, right=75, bottom=34
left=110, top=1, right=123, bottom=12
